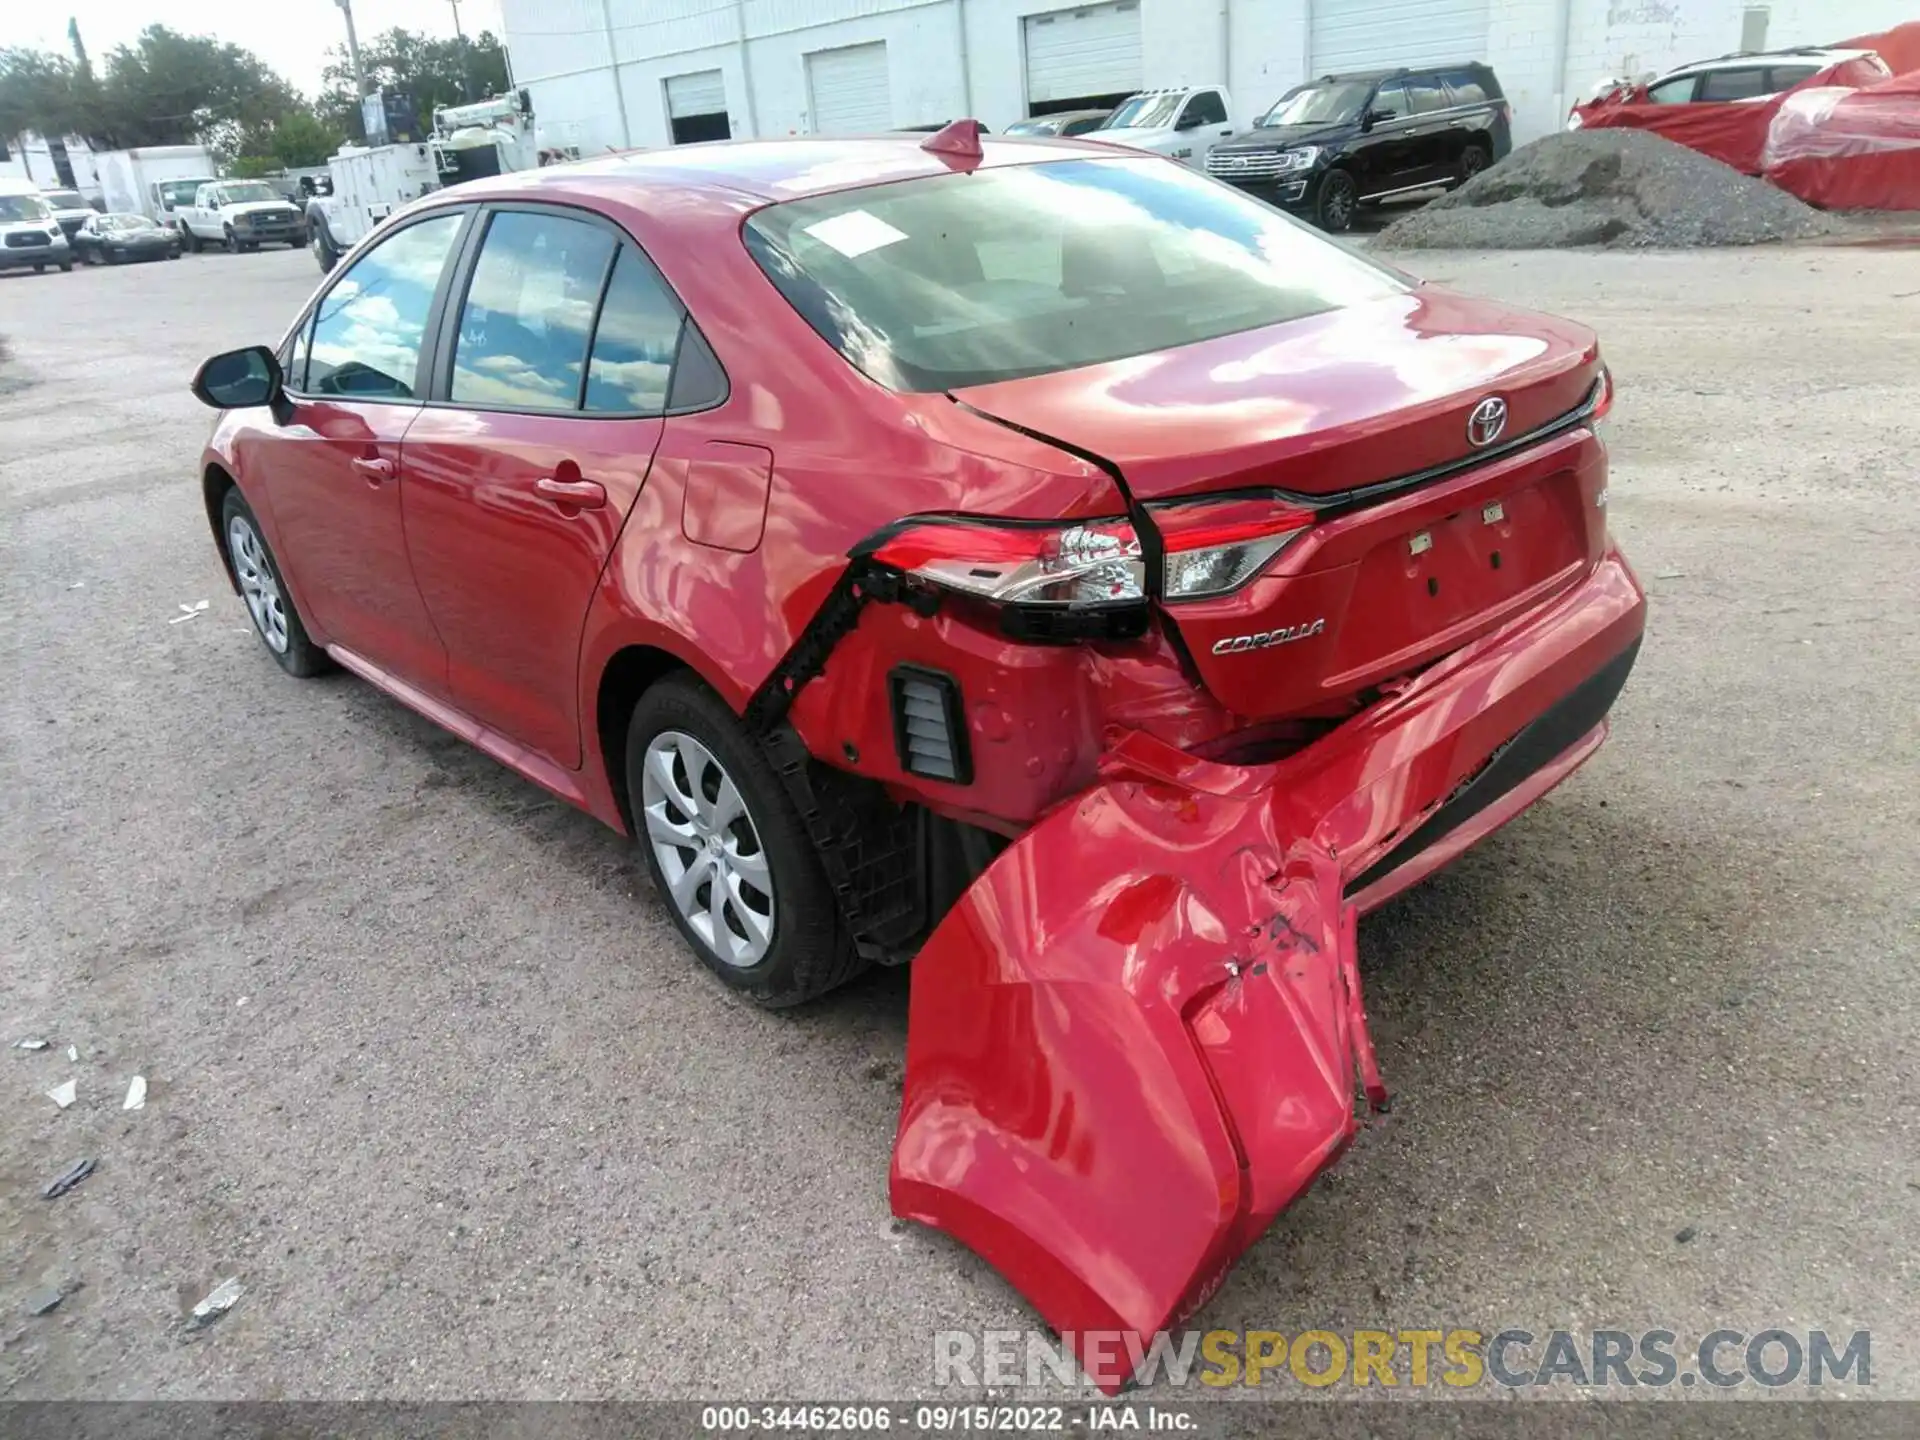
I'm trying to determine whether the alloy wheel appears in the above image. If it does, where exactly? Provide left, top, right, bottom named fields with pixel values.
left=227, top=514, right=290, bottom=654
left=1322, top=173, right=1357, bottom=231
left=640, top=730, right=776, bottom=968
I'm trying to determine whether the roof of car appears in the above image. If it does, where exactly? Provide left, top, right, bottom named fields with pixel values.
left=1312, top=62, right=1491, bottom=83
left=453, top=133, right=1107, bottom=206
left=1661, top=47, right=1872, bottom=78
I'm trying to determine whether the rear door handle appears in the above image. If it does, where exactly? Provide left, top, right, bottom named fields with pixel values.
left=534, top=475, right=607, bottom=509
left=351, top=456, right=394, bottom=483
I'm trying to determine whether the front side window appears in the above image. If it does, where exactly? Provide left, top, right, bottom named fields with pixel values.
left=583, top=247, right=686, bottom=415
left=1645, top=76, right=1700, bottom=104
left=1371, top=82, right=1412, bottom=119
left=1181, top=91, right=1227, bottom=127
left=1404, top=76, right=1448, bottom=114
left=451, top=211, right=615, bottom=411
left=1258, top=81, right=1374, bottom=127
left=306, top=212, right=465, bottom=399
left=745, top=156, right=1405, bottom=393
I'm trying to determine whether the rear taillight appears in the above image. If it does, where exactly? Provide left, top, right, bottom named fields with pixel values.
left=1591, top=365, right=1614, bottom=424
left=869, top=516, right=1148, bottom=639
left=1154, top=497, right=1317, bottom=601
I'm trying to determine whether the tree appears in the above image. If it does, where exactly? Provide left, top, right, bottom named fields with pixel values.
left=3, top=24, right=338, bottom=172
left=318, top=28, right=512, bottom=142
left=0, top=47, right=88, bottom=143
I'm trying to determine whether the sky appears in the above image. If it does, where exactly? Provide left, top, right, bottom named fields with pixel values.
left=4, top=0, right=506, bottom=97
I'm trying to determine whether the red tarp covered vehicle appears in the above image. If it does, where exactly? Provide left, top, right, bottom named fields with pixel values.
left=1765, top=69, right=1920, bottom=210
left=1571, top=52, right=1889, bottom=175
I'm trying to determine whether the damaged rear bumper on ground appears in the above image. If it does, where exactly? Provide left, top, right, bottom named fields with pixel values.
left=890, top=548, right=1646, bottom=1394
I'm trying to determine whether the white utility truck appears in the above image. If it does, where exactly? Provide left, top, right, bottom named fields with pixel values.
left=1090, top=86, right=1242, bottom=166
left=305, top=89, right=554, bottom=272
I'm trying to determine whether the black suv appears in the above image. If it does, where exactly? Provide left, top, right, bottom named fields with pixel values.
left=1205, top=64, right=1512, bottom=232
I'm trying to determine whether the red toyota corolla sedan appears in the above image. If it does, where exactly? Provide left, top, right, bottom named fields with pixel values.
left=192, top=125, right=1644, bottom=1390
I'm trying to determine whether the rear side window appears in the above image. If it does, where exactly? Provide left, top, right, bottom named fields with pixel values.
left=744, top=155, right=1405, bottom=393
left=1697, top=68, right=1769, bottom=101
left=1441, top=71, right=1491, bottom=105
left=450, top=211, right=615, bottom=411
left=1404, top=76, right=1448, bottom=113
left=306, top=212, right=465, bottom=399
left=1181, top=91, right=1227, bottom=127
left=1767, top=64, right=1820, bottom=90
left=583, top=247, right=685, bottom=415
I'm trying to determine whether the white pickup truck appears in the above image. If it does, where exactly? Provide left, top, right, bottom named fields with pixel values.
left=178, top=179, right=308, bottom=253
left=1089, top=86, right=1242, bottom=166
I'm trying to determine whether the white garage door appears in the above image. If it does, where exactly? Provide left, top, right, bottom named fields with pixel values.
left=807, top=43, right=892, bottom=135
left=1024, top=2, right=1143, bottom=107
left=1309, top=0, right=1491, bottom=75
left=665, top=70, right=726, bottom=119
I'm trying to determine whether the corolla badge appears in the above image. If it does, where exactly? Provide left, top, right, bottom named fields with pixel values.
left=1467, top=395, right=1509, bottom=447
left=1211, top=619, right=1326, bottom=655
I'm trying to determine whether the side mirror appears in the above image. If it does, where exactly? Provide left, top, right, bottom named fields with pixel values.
left=1363, top=106, right=1397, bottom=129
left=191, top=345, right=283, bottom=411
left=1175, top=111, right=1203, bottom=131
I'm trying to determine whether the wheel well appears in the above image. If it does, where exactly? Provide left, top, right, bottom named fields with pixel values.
left=203, top=465, right=240, bottom=593
left=1464, top=130, right=1493, bottom=155
left=596, top=645, right=686, bottom=832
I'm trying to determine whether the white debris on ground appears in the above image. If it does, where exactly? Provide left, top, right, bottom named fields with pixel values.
left=124, top=1075, right=147, bottom=1110
left=46, top=1079, right=76, bottom=1109
left=190, top=1278, right=243, bottom=1324
left=1377, top=129, right=1834, bottom=250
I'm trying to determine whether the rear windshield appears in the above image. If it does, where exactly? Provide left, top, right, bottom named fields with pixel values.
left=744, top=156, right=1406, bottom=393
left=159, top=180, right=204, bottom=205
left=45, top=190, right=87, bottom=209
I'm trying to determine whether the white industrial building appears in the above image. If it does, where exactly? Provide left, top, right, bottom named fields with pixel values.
left=498, top=0, right=1912, bottom=157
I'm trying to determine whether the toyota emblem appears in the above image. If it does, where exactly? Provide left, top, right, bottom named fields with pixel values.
left=1467, top=396, right=1508, bottom=447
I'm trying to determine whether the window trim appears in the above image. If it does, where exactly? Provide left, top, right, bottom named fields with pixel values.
left=422, top=198, right=730, bottom=421
left=282, top=204, right=479, bottom=405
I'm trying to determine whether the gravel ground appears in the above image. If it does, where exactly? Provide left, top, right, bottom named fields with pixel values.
left=2, top=243, right=1917, bottom=1408
left=1377, top=129, right=1835, bottom=250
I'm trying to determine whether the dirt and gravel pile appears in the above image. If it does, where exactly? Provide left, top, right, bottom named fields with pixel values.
left=1377, top=128, right=1834, bottom=249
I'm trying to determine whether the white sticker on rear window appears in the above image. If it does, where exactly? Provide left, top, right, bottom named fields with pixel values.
left=801, top=209, right=909, bottom=258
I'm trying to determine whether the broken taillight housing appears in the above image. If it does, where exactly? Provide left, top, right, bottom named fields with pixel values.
left=1154, top=497, right=1318, bottom=601
left=869, top=517, right=1149, bottom=640
left=1591, top=365, right=1614, bottom=429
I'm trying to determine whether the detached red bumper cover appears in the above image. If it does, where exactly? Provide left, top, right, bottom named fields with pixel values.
left=891, top=550, right=1645, bottom=1393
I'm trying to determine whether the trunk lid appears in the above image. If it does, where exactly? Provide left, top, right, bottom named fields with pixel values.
left=951, top=288, right=1610, bottom=721
left=950, top=288, right=1598, bottom=502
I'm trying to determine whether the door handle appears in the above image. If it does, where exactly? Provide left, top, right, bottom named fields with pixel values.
left=534, top=475, right=607, bottom=509
left=351, top=456, right=394, bottom=483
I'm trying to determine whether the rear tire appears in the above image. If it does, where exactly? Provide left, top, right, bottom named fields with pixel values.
left=310, top=221, right=340, bottom=273
left=626, top=676, right=864, bottom=1008
left=1315, top=167, right=1359, bottom=233
left=220, top=487, right=330, bottom=679
left=1457, top=143, right=1492, bottom=187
